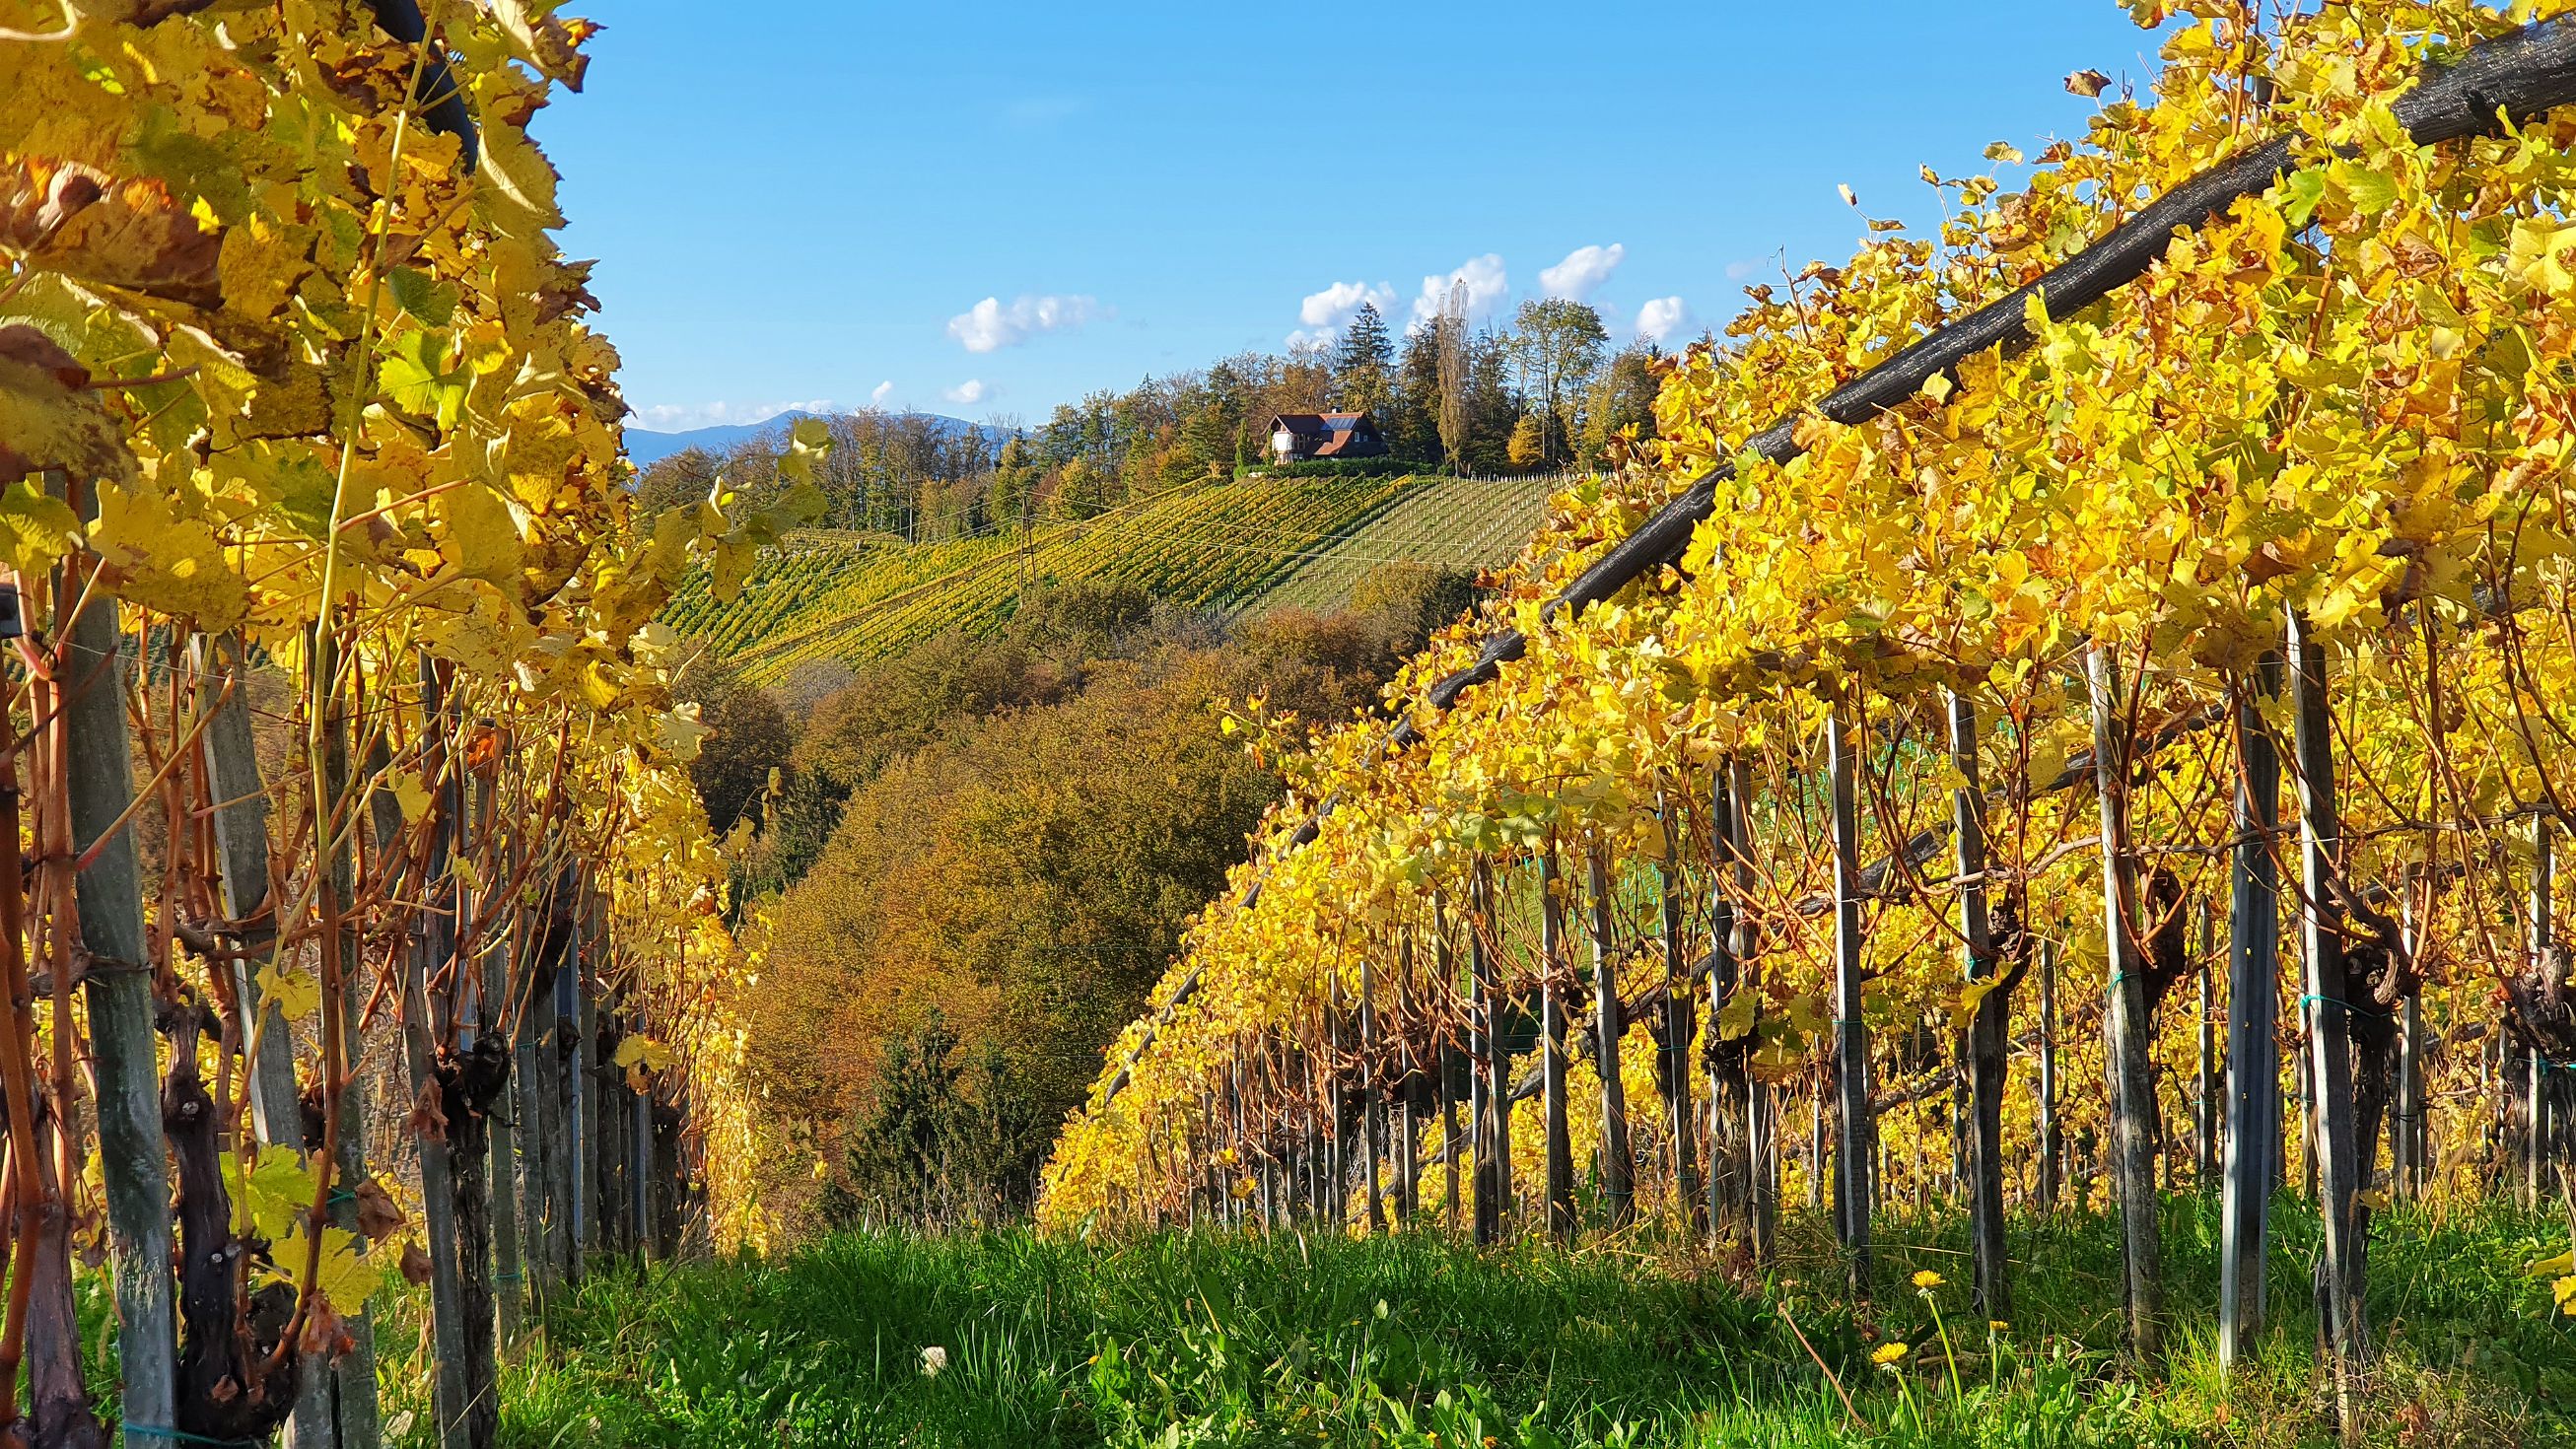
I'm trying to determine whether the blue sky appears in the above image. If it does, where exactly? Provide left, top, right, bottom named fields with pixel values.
left=538, top=2, right=2176, bottom=435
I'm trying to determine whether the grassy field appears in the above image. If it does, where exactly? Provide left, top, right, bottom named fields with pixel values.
left=451, top=1197, right=2573, bottom=1448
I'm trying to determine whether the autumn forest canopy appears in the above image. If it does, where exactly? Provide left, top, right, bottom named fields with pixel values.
left=12, top=1, right=2576, bottom=1447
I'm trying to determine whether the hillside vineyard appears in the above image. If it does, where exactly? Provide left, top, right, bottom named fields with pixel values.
left=1045, top=2, right=2576, bottom=1427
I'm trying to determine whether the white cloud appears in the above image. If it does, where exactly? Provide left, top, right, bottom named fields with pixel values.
left=946, top=294, right=1101, bottom=353
left=1724, top=259, right=1765, bottom=281
left=1636, top=297, right=1690, bottom=343
left=870, top=380, right=896, bottom=407
left=1410, top=253, right=1510, bottom=325
left=1286, top=279, right=1397, bottom=348
left=1299, top=280, right=1397, bottom=329
left=942, top=380, right=989, bottom=406
left=628, top=398, right=835, bottom=433
left=1538, top=243, right=1626, bottom=303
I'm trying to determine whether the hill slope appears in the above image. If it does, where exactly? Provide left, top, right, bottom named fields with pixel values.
left=663, top=475, right=1545, bottom=683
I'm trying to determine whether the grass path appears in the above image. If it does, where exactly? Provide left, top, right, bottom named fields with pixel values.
left=453, top=1199, right=2573, bottom=1447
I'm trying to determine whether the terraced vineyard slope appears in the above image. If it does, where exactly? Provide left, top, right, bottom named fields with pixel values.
left=1246, top=475, right=1554, bottom=617
left=665, top=475, right=1531, bottom=682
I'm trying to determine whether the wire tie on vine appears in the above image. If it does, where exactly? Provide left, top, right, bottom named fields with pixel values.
left=2296, top=994, right=2392, bottom=1019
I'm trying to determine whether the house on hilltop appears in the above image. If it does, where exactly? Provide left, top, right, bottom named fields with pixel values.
left=1268, top=411, right=1387, bottom=464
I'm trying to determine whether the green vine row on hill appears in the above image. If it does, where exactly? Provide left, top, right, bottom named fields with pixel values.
left=661, top=475, right=1558, bottom=682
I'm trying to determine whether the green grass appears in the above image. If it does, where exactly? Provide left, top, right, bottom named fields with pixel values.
left=428, top=1195, right=2574, bottom=1448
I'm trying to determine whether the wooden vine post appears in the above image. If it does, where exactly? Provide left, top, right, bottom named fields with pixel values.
left=1433, top=898, right=1462, bottom=1235
left=1358, top=949, right=1387, bottom=1234
left=197, top=635, right=302, bottom=1148
left=2088, top=645, right=2163, bottom=1359
left=1654, top=803, right=1700, bottom=1231
left=1705, top=763, right=1755, bottom=1248
left=1948, top=691, right=2009, bottom=1316
left=60, top=494, right=179, bottom=1440
left=1731, top=759, right=1776, bottom=1262
left=2196, top=902, right=2219, bottom=1187
left=2529, top=816, right=2553, bottom=1208
left=2038, top=937, right=2060, bottom=1213
left=1538, top=849, right=1577, bottom=1242
left=2220, top=657, right=2283, bottom=1369
left=1826, top=705, right=1872, bottom=1291
left=1586, top=847, right=1635, bottom=1228
left=2287, top=611, right=2365, bottom=1418
left=402, top=668, right=473, bottom=1449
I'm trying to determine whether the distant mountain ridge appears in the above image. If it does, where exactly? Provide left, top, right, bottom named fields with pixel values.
left=624, top=410, right=1011, bottom=465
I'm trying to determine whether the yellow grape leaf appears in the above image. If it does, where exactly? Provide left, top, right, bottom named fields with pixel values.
left=1715, top=986, right=1756, bottom=1041
left=2025, top=732, right=2068, bottom=789
left=611, top=1036, right=672, bottom=1072
left=440, top=481, right=525, bottom=590
left=709, top=535, right=756, bottom=604
left=392, top=773, right=433, bottom=826
left=223, top=1145, right=319, bottom=1245
left=273, top=1223, right=382, bottom=1311
left=655, top=704, right=709, bottom=764
left=2527, top=1248, right=2574, bottom=1279
left=1950, top=974, right=2003, bottom=1033
left=2558, top=1275, right=2576, bottom=1318
left=576, top=659, right=622, bottom=711
left=87, top=480, right=249, bottom=629
left=0, top=479, right=82, bottom=580
left=255, top=962, right=322, bottom=1023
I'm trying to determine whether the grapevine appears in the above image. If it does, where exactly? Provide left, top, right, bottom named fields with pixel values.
left=1045, top=2, right=2576, bottom=1415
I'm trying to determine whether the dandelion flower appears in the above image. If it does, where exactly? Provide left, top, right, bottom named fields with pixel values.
left=1871, top=1342, right=1910, bottom=1366
left=921, top=1346, right=948, bottom=1377
left=1989, top=1320, right=2010, bottom=1333
left=1912, top=1269, right=1944, bottom=1289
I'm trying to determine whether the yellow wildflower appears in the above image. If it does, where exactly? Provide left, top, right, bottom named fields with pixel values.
left=1872, top=1342, right=1910, bottom=1366
left=1912, top=1270, right=1945, bottom=1289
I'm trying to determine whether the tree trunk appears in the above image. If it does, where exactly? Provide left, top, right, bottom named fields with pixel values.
left=2089, top=645, right=2163, bottom=1360
left=1827, top=707, right=1872, bottom=1293
left=1586, top=848, right=1634, bottom=1229
left=58, top=527, right=177, bottom=1440
left=2220, top=658, right=2282, bottom=1370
